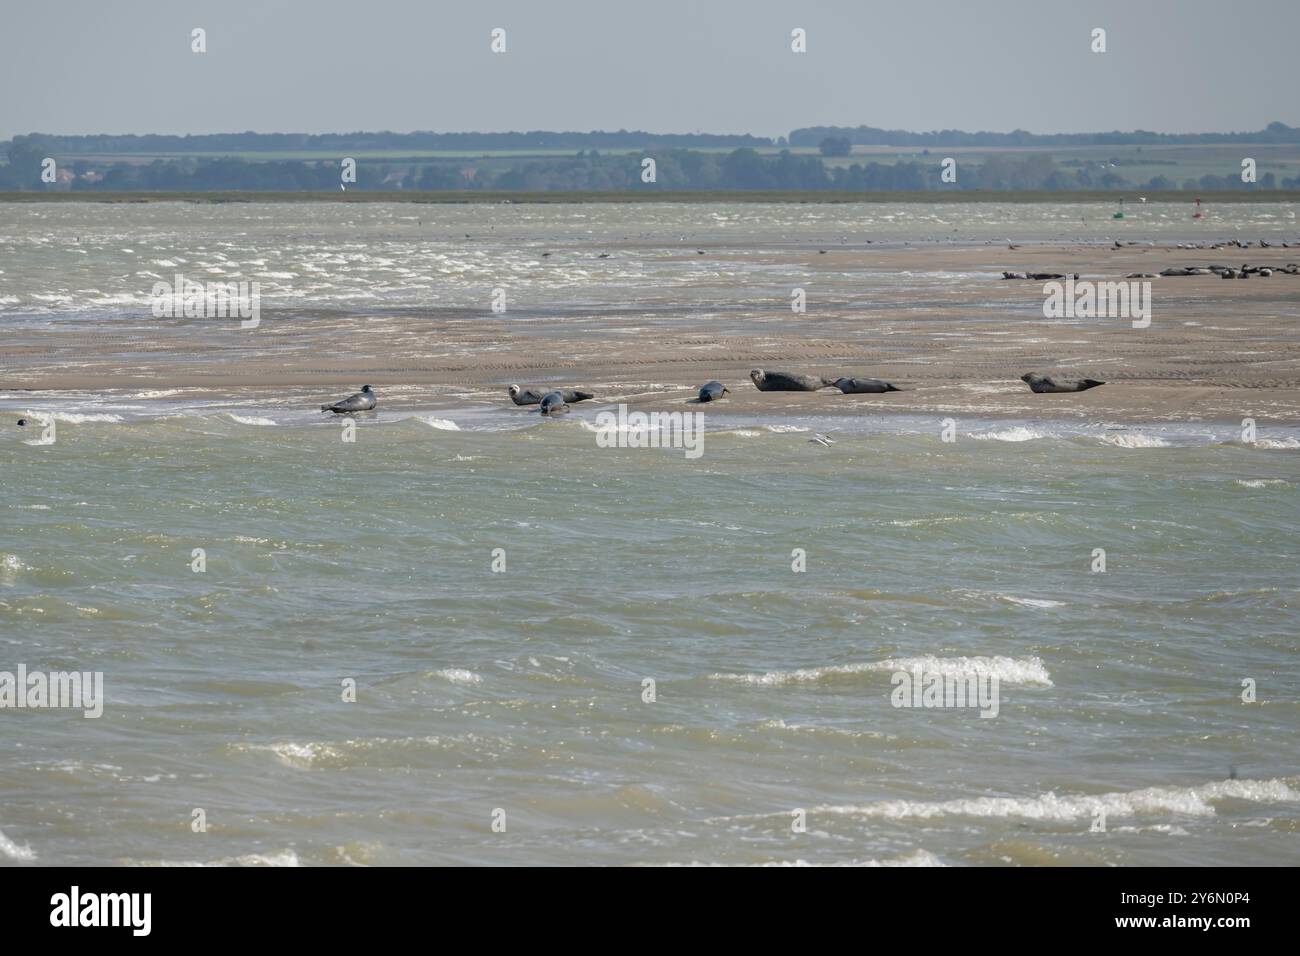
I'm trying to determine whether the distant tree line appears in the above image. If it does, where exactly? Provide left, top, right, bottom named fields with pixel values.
left=3, top=142, right=1298, bottom=192
left=4, top=130, right=774, bottom=155
left=6, top=122, right=1298, bottom=158
left=789, top=121, right=1300, bottom=147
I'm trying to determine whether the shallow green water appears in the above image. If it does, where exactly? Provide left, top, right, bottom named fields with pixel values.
left=2, top=417, right=1298, bottom=865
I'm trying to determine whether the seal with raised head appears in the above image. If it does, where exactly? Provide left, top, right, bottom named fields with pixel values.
left=508, top=385, right=593, bottom=406
left=1020, top=373, right=1105, bottom=393
left=833, top=377, right=900, bottom=394
left=320, top=385, right=376, bottom=413
left=508, top=384, right=545, bottom=406
left=749, top=369, right=833, bottom=392
left=539, top=390, right=569, bottom=415
left=698, top=381, right=729, bottom=402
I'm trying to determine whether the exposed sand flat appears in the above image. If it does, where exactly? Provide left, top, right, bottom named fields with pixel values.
left=5, top=243, right=1300, bottom=424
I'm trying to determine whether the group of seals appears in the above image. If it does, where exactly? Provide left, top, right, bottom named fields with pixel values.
left=748, top=369, right=901, bottom=394
left=318, top=382, right=601, bottom=417
left=507, top=384, right=594, bottom=416
left=508, top=384, right=594, bottom=406
left=1002, top=272, right=1080, bottom=281
left=1212, top=263, right=1296, bottom=279
left=313, top=372, right=1101, bottom=419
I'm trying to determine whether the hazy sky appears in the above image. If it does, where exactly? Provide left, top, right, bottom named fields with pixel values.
left=2, top=0, right=1295, bottom=141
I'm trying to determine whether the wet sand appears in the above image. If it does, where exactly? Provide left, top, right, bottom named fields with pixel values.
left=6, top=242, right=1300, bottom=424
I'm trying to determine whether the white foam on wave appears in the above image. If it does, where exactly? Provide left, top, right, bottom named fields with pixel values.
left=764, top=424, right=810, bottom=433
left=758, top=719, right=893, bottom=741
left=429, top=667, right=482, bottom=685
left=765, top=849, right=946, bottom=868
left=46, top=412, right=125, bottom=423
left=1098, top=433, right=1170, bottom=448
left=890, top=515, right=973, bottom=528
left=969, top=426, right=1046, bottom=442
left=1254, top=437, right=1300, bottom=450
left=956, top=587, right=1066, bottom=608
left=880, top=654, right=1055, bottom=686
left=578, top=419, right=660, bottom=434
left=1234, top=479, right=1288, bottom=488
left=259, top=741, right=340, bottom=768
left=674, top=848, right=945, bottom=867
left=0, top=827, right=36, bottom=862
left=417, top=416, right=461, bottom=431
left=815, top=777, right=1300, bottom=822
left=710, top=655, right=1052, bottom=687
left=225, top=414, right=277, bottom=426
left=996, top=594, right=1066, bottom=609
left=710, top=662, right=881, bottom=686
left=130, top=850, right=301, bottom=867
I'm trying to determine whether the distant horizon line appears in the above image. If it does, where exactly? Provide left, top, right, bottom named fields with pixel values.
left=5, top=121, right=1298, bottom=148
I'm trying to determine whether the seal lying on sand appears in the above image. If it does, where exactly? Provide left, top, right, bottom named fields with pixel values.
left=508, top=385, right=545, bottom=405
left=508, top=384, right=594, bottom=406
left=832, top=377, right=900, bottom=394
left=539, top=391, right=569, bottom=415
left=1020, top=373, right=1105, bottom=393
left=749, top=369, right=834, bottom=392
left=321, top=385, right=376, bottom=413
left=698, top=381, right=729, bottom=402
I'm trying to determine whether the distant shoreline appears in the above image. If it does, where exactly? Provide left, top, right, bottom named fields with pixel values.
left=3, top=189, right=1299, bottom=204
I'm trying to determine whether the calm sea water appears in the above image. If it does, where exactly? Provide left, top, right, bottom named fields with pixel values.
left=2, top=203, right=1298, bottom=866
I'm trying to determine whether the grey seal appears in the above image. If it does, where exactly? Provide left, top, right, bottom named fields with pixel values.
left=508, top=385, right=545, bottom=406
left=833, top=377, right=900, bottom=394
left=320, top=385, right=376, bottom=413
left=508, top=384, right=593, bottom=406
left=749, top=369, right=833, bottom=392
left=1020, top=373, right=1105, bottom=393
left=698, top=381, right=729, bottom=402
left=539, top=391, right=569, bottom=415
